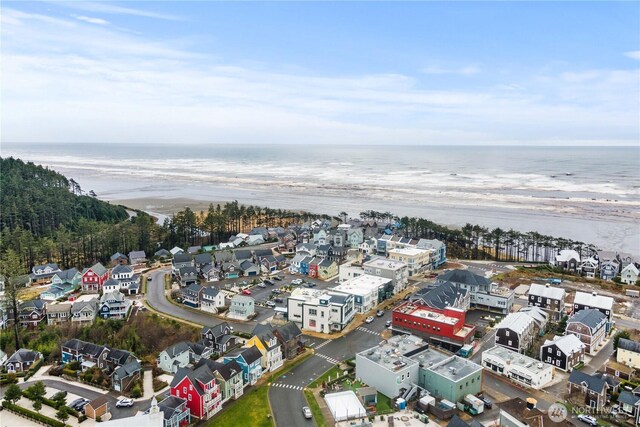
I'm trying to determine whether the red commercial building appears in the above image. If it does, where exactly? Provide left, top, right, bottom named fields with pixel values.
left=392, top=302, right=475, bottom=352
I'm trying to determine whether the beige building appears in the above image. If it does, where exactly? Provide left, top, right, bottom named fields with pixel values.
left=388, top=248, right=431, bottom=276
left=617, top=339, right=640, bottom=369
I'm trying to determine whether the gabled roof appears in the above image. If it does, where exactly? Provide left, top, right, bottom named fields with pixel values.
left=319, top=258, right=335, bottom=267
left=202, top=286, right=220, bottom=298
left=158, top=396, right=187, bottom=421
left=47, top=303, right=72, bottom=313
left=593, top=372, right=621, bottom=388
left=179, top=266, right=198, bottom=277
left=163, top=342, right=193, bottom=358
left=528, top=283, right=565, bottom=300
left=54, top=268, right=79, bottom=281
left=618, top=338, right=640, bottom=354
left=184, top=282, right=204, bottom=295
left=239, top=345, right=262, bottom=365
left=87, top=262, right=107, bottom=276
left=5, top=349, right=41, bottom=365
left=113, top=360, right=141, bottom=379
left=411, top=281, right=467, bottom=310
left=129, top=251, right=146, bottom=259
left=111, top=264, right=133, bottom=275
left=194, top=253, right=212, bottom=265
left=251, top=324, right=279, bottom=349
left=108, top=348, right=135, bottom=365
left=101, top=291, right=125, bottom=303
left=569, top=370, right=607, bottom=393
left=240, top=260, right=259, bottom=271
left=496, top=312, right=535, bottom=335
left=110, top=252, right=127, bottom=261
left=274, top=322, right=302, bottom=342
left=555, top=249, right=580, bottom=263
left=171, top=364, right=215, bottom=395
left=71, top=299, right=98, bottom=314
left=437, top=269, right=490, bottom=287
left=254, top=249, right=274, bottom=258
left=154, top=249, right=172, bottom=257
left=173, top=253, right=193, bottom=264
left=618, top=390, right=640, bottom=406
left=622, top=263, right=640, bottom=276
left=234, top=250, right=253, bottom=261
left=19, top=299, right=46, bottom=312
left=103, top=278, right=119, bottom=288
left=202, top=322, right=231, bottom=339
left=568, top=308, right=607, bottom=330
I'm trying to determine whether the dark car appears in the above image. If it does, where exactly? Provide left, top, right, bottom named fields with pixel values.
left=273, top=276, right=283, bottom=281
left=264, top=279, right=275, bottom=286
left=68, top=398, right=85, bottom=409
left=480, top=397, right=492, bottom=409
left=271, top=289, right=283, bottom=294
left=274, top=297, right=284, bottom=303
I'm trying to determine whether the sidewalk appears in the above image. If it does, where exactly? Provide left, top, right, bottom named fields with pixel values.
left=142, top=370, right=154, bottom=400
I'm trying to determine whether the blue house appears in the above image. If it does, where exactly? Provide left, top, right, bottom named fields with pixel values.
left=417, top=239, right=447, bottom=269
left=40, top=282, right=77, bottom=301
left=223, top=345, right=263, bottom=386
left=376, top=239, right=388, bottom=255
left=299, top=256, right=313, bottom=276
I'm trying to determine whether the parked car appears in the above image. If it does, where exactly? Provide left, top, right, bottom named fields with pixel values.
left=365, top=316, right=374, bottom=324
left=577, top=415, right=598, bottom=426
left=271, top=289, right=283, bottom=294
left=273, top=276, right=283, bottom=281
left=116, top=398, right=134, bottom=408
left=242, top=289, right=252, bottom=295
left=147, top=276, right=152, bottom=281
left=385, top=320, right=392, bottom=328
left=479, top=396, right=492, bottom=409
left=258, top=283, right=266, bottom=288
left=302, top=406, right=313, bottom=419
left=76, top=400, right=90, bottom=412
left=265, top=301, right=276, bottom=308
left=292, top=279, right=303, bottom=285
left=376, top=310, right=384, bottom=317
left=274, top=297, right=284, bottom=303
left=68, top=398, right=87, bottom=410
left=264, top=279, right=275, bottom=286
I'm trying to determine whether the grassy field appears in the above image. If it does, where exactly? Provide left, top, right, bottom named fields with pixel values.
left=304, top=389, right=328, bottom=427
left=207, top=386, right=274, bottom=427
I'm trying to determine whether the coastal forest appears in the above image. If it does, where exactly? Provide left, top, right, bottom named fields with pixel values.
left=0, top=157, right=594, bottom=278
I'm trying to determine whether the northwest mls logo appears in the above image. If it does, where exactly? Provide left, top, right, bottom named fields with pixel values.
left=548, top=403, right=568, bottom=422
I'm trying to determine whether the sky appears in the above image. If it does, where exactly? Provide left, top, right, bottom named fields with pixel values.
left=1, top=1, right=639, bottom=146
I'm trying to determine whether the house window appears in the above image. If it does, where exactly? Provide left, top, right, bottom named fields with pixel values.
left=183, top=387, right=187, bottom=394
left=505, top=331, right=509, bottom=336
left=188, top=394, right=192, bottom=401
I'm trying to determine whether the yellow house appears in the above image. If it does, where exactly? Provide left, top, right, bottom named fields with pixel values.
left=617, top=338, right=640, bottom=369
left=318, top=259, right=338, bottom=280
left=388, top=248, right=432, bottom=276
left=247, top=325, right=284, bottom=372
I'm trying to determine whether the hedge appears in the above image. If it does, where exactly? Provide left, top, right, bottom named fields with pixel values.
left=153, top=378, right=169, bottom=392
left=24, top=358, right=44, bottom=381
left=2, top=401, right=68, bottom=427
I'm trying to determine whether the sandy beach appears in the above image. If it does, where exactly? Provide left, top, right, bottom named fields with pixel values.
left=112, top=197, right=228, bottom=216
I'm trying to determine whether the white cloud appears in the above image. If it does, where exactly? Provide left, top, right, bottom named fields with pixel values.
left=1, top=7, right=638, bottom=146
left=422, top=65, right=481, bottom=76
left=625, top=50, right=640, bottom=60
left=75, top=15, right=109, bottom=25
left=46, top=1, right=183, bottom=21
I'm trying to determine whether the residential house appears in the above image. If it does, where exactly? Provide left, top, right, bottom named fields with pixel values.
left=579, top=257, right=599, bottom=278
left=40, top=282, right=77, bottom=301
left=194, top=253, right=213, bottom=270
left=347, top=228, right=364, bottom=247
left=332, top=275, right=394, bottom=314
left=3, top=349, right=42, bottom=373
left=568, top=370, right=610, bottom=410
left=110, top=252, right=129, bottom=266
left=296, top=243, right=317, bottom=257
left=287, top=288, right=355, bottom=333
left=273, top=322, right=304, bottom=360
left=420, top=356, right=483, bottom=404
left=50, top=268, right=81, bottom=286
left=437, top=269, right=514, bottom=314
left=363, top=257, right=409, bottom=293
left=315, top=245, right=332, bottom=260
left=18, top=299, right=47, bottom=328
left=178, top=267, right=199, bottom=287
left=308, top=258, right=320, bottom=278
left=81, top=263, right=109, bottom=293
left=358, top=239, right=376, bottom=255
left=106, top=348, right=137, bottom=370
left=229, top=295, right=255, bottom=320
left=621, top=263, right=640, bottom=285
left=201, top=287, right=225, bottom=314
left=110, top=264, right=140, bottom=294
left=527, top=283, right=566, bottom=320
left=71, top=298, right=98, bottom=324
left=223, top=345, right=263, bottom=386
left=170, top=247, right=185, bottom=256
left=298, top=256, right=313, bottom=276
left=617, top=338, right=640, bottom=370
left=182, top=283, right=204, bottom=308
left=314, top=229, right=329, bottom=245
left=410, top=281, right=470, bottom=311
left=250, top=227, right=269, bottom=240
left=240, top=260, right=261, bottom=276
left=222, top=260, right=241, bottom=279
left=158, top=341, right=214, bottom=374
left=247, top=234, right=264, bottom=245
left=112, top=360, right=142, bottom=392
left=482, top=346, right=554, bottom=389
left=317, top=258, right=338, bottom=280
left=158, top=396, right=191, bottom=427
left=416, top=239, right=447, bottom=269
left=498, top=397, right=573, bottom=427
left=248, top=324, right=284, bottom=372
left=288, top=254, right=306, bottom=274
left=551, top=249, right=581, bottom=272
left=195, top=359, right=244, bottom=402
left=61, top=339, right=110, bottom=369
left=99, top=291, right=132, bottom=320
left=172, top=254, right=194, bottom=274
left=566, top=309, right=608, bottom=354
left=259, top=255, right=279, bottom=273
left=30, top=263, right=61, bottom=285
left=201, top=323, right=237, bottom=354
left=201, top=265, right=220, bottom=282
left=518, top=306, right=549, bottom=332
left=154, top=249, right=172, bottom=259
left=128, top=250, right=147, bottom=266
left=600, top=259, right=621, bottom=281
left=170, top=364, right=223, bottom=419
left=605, top=360, right=636, bottom=381
left=617, top=390, right=640, bottom=424
left=187, top=246, right=202, bottom=255
left=540, top=334, right=585, bottom=372
left=573, top=291, right=614, bottom=328
left=46, top=303, right=72, bottom=325
left=495, top=312, right=537, bottom=353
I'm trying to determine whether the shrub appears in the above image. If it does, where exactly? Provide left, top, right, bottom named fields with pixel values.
left=131, top=384, right=142, bottom=398
left=68, top=360, right=81, bottom=371
left=2, top=401, right=66, bottom=427
left=63, top=368, right=77, bottom=377
left=152, top=378, right=168, bottom=392
left=49, top=366, right=64, bottom=376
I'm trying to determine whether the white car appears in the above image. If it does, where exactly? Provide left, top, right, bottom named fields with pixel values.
left=258, top=283, right=266, bottom=288
left=365, top=316, right=374, bottom=324
left=302, top=406, right=312, bottom=419
left=116, top=398, right=134, bottom=408
left=577, top=414, right=597, bottom=426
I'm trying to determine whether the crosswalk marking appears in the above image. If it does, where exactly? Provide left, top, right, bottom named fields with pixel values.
left=315, top=340, right=330, bottom=350
left=314, top=352, right=340, bottom=364
left=270, top=382, right=304, bottom=391
left=356, top=326, right=380, bottom=336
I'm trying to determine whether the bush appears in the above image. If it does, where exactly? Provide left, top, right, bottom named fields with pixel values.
left=68, top=360, right=81, bottom=371
left=131, top=384, right=142, bottom=398
left=49, top=366, right=64, bottom=376
left=2, top=401, right=66, bottom=427
left=0, top=373, right=18, bottom=385
left=152, top=378, right=168, bottom=392
left=63, top=368, right=77, bottom=377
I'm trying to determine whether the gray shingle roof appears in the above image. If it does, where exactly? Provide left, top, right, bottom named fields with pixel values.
left=618, top=338, right=640, bottom=354
left=412, top=281, right=467, bottom=310
left=568, top=308, right=607, bottom=330
left=618, top=390, right=640, bottom=406
left=569, top=370, right=606, bottom=393
left=438, top=269, right=490, bottom=286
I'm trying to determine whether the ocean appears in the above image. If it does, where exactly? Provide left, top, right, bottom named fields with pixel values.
left=2, top=143, right=639, bottom=254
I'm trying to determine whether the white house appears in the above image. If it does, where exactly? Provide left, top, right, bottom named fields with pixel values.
left=287, top=288, right=355, bottom=333
left=331, top=274, right=392, bottom=314
left=201, top=287, right=226, bottom=313
left=551, top=249, right=581, bottom=272
left=621, top=264, right=639, bottom=285
left=482, top=346, right=554, bottom=389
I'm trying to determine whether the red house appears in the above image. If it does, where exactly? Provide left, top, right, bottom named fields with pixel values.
left=81, top=263, right=109, bottom=293
left=392, top=302, right=475, bottom=351
left=308, top=258, right=320, bottom=278
left=170, top=364, right=222, bottom=420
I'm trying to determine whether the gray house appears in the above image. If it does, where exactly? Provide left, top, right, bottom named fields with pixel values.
left=229, top=295, right=255, bottom=320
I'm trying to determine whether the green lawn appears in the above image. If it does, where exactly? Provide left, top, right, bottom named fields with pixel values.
left=376, top=393, right=393, bottom=412
left=206, top=386, right=274, bottom=427
left=308, top=365, right=344, bottom=388
left=304, top=389, right=328, bottom=427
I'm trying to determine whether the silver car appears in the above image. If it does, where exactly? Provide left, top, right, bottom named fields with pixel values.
left=302, top=406, right=312, bottom=419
